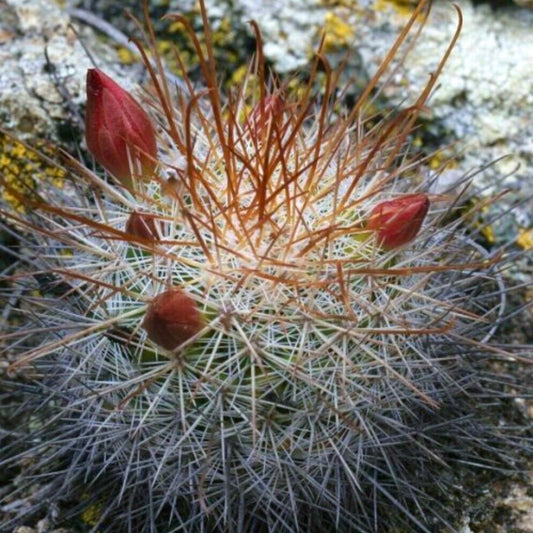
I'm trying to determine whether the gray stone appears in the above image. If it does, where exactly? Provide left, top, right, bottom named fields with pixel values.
left=0, top=0, right=91, bottom=139
left=0, top=0, right=147, bottom=142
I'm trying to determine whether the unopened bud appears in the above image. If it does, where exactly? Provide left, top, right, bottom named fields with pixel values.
left=125, top=211, right=160, bottom=242
left=142, top=289, right=204, bottom=351
left=85, top=68, right=157, bottom=189
left=368, top=193, right=430, bottom=249
left=244, top=94, right=283, bottom=140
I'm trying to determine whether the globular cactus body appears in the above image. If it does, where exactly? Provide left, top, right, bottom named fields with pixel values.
left=1, top=1, right=530, bottom=532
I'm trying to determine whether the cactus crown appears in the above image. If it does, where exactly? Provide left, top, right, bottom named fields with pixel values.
left=1, top=1, right=530, bottom=532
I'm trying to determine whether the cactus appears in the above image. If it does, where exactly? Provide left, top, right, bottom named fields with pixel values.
left=1, top=1, right=531, bottom=532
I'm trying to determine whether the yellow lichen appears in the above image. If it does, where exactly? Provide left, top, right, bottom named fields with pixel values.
left=212, top=17, right=233, bottom=47
left=477, top=205, right=495, bottom=245
left=374, top=0, right=418, bottom=18
left=428, top=150, right=459, bottom=171
left=168, top=21, right=184, bottom=34
left=481, top=223, right=495, bottom=245
left=288, top=78, right=307, bottom=99
left=0, top=133, right=66, bottom=212
left=158, top=40, right=174, bottom=54
left=323, top=11, right=355, bottom=51
left=516, top=228, right=533, bottom=250
left=231, top=64, right=249, bottom=85
left=321, top=0, right=359, bottom=7
left=81, top=501, right=102, bottom=526
left=117, top=46, right=138, bottom=65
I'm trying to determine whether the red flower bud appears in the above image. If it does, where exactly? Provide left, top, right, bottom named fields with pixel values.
left=125, top=211, right=160, bottom=242
left=85, top=68, right=157, bottom=189
left=244, top=94, right=284, bottom=140
left=368, top=193, right=430, bottom=249
left=142, top=289, right=204, bottom=351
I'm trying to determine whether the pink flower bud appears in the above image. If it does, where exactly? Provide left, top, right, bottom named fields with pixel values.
left=125, top=211, right=160, bottom=242
left=244, top=94, right=284, bottom=139
left=142, top=289, right=204, bottom=351
left=368, top=193, right=430, bottom=249
left=85, top=68, right=157, bottom=189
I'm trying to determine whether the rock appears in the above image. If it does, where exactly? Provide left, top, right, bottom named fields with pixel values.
left=165, top=0, right=343, bottom=72
left=390, top=1, right=533, bottom=177
left=357, top=0, right=533, bottom=248
left=499, top=481, right=533, bottom=533
left=230, top=0, right=326, bottom=72
left=36, top=518, right=51, bottom=533
left=0, top=0, right=150, bottom=143
left=0, top=0, right=90, bottom=140
left=514, top=0, right=533, bottom=8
